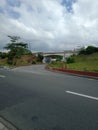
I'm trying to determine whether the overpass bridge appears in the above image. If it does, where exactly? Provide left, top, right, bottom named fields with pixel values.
left=33, top=50, right=78, bottom=63
left=43, top=51, right=76, bottom=57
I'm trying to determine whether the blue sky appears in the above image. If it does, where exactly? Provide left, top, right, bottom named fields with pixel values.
left=61, top=0, right=76, bottom=12
left=0, top=0, right=98, bottom=52
left=6, top=0, right=21, bottom=7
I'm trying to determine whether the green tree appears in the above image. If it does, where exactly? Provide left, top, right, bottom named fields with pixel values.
left=79, top=46, right=98, bottom=55
left=86, top=46, right=98, bottom=54
left=37, top=52, right=43, bottom=62
left=79, top=47, right=86, bottom=55
left=0, top=52, right=7, bottom=59
left=4, top=35, right=31, bottom=65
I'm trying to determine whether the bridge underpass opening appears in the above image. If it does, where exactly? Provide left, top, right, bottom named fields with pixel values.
left=43, top=55, right=63, bottom=64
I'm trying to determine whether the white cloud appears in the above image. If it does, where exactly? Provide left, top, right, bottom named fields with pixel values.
left=0, top=0, right=98, bottom=51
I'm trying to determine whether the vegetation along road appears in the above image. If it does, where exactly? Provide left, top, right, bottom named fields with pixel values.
left=0, top=65, right=98, bottom=130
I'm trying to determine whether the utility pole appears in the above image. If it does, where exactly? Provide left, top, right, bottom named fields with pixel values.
left=63, top=50, right=66, bottom=61
left=28, top=43, right=31, bottom=51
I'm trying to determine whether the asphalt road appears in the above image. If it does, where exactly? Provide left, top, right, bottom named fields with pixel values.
left=0, top=65, right=98, bottom=130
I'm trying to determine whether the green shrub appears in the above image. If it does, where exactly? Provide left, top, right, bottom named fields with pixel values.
left=32, top=61, right=36, bottom=64
left=66, top=57, right=75, bottom=64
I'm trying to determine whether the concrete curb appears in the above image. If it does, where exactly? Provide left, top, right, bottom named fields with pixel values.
left=45, top=66, right=98, bottom=79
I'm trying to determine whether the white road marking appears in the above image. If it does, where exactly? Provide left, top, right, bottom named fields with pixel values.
left=66, top=91, right=98, bottom=101
left=0, top=75, right=6, bottom=78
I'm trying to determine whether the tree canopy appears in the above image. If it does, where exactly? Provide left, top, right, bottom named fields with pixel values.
left=4, top=35, right=32, bottom=65
left=79, top=46, right=98, bottom=55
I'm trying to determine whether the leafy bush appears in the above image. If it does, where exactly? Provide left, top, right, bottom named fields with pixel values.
left=66, top=56, right=75, bottom=64
left=32, top=61, right=36, bottom=64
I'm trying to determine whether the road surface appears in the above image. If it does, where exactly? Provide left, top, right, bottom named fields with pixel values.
left=0, top=65, right=98, bottom=130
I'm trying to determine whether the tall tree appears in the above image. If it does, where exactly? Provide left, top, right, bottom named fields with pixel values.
left=4, top=35, right=31, bottom=65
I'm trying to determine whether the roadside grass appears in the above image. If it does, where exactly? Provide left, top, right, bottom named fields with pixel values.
left=49, top=52, right=98, bottom=72
left=0, top=58, right=8, bottom=66
left=49, top=61, right=65, bottom=68
left=67, top=61, right=98, bottom=72
left=67, top=53, right=98, bottom=72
